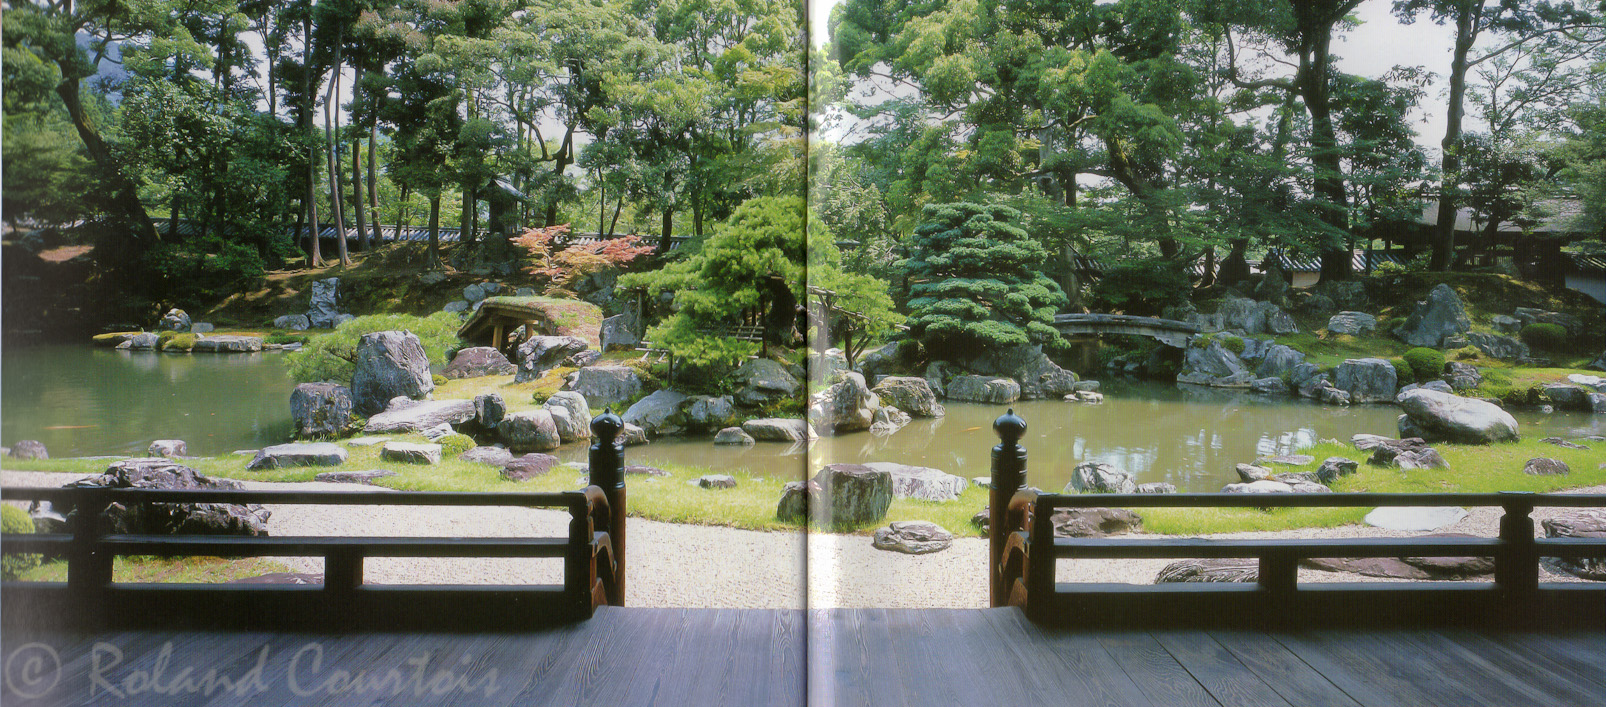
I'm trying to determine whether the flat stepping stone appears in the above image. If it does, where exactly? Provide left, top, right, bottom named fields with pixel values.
left=1364, top=506, right=1468, bottom=531
left=713, top=427, right=756, bottom=445
left=315, top=469, right=398, bottom=484
left=459, top=446, right=514, bottom=466
left=380, top=441, right=442, bottom=465
left=1542, top=437, right=1589, bottom=450
left=502, top=454, right=560, bottom=481
left=1524, top=458, right=1569, bottom=476
left=1257, top=454, right=1315, bottom=466
left=247, top=443, right=347, bottom=470
left=344, top=436, right=389, bottom=446
left=872, top=521, right=953, bottom=554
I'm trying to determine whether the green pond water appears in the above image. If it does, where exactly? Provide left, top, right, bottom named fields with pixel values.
left=5, top=345, right=1601, bottom=491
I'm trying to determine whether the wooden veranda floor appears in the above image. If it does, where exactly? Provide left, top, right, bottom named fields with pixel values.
left=5, top=607, right=1605, bottom=707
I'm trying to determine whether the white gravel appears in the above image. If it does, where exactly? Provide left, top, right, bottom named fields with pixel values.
left=4, top=470, right=1598, bottom=608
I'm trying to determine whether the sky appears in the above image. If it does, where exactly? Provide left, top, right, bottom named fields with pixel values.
left=810, top=0, right=1462, bottom=154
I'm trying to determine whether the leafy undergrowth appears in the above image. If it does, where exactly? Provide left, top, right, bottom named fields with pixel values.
left=18, top=556, right=292, bottom=584
left=8, top=432, right=1602, bottom=539
left=198, top=242, right=537, bottom=329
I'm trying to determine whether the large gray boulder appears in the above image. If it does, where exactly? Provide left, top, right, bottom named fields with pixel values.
left=158, top=308, right=192, bottom=332
left=1215, top=296, right=1298, bottom=335
left=381, top=441, right=442, bottom=465
left=945, top=375, right=1020, bottom=403
left=809, top=371, right=879, bottom=435
left=350, top=331, right=433, bottom=416
left=443, top=347, right=516, bottom=379
left=1156, top=559, right=1258, bottom=584
left=812, top=464, right=893, bottom=526
left=515, top=336, right=590, bottom=382
left=500, top=410, right=562, bottom=452
left=872, top=377, right=945, bottom=417
left=742, top=418, right=809, bottom=443
left=1067, top=462, right=1136, bottom=494
left=273, top=314, right=311, bottom=331
left=542, top=391, right=592, bottom=443
left=600, top=312, right=640, bottom=352
left=1326, top=311, right=1377, bottom=335
left=502, top=453, right=560, bottom=481
left=684, top=395, right=736, bottom=432
left=862, top=462, right=966, bottom=503
left=809, top=348, right=850, bottom=385
left=714, top=427, right=756, bottom=445
left=1467, top=332, right=1529, bottom=360
left=1542, top=384, right=1594, bottom=412
left=732, top=358, right=801, bottom=407
left=1334, top=358, right=1398, bottom=403
left=1444, top=361, right=1483, bottom=391
left=1177, top=337, right=1252, bottom=387
left=1254, top=344, right=1306, bottom=380
left=475, top=393, right=506, bottom=429
left=290, top=382, right=354, bottom=438
left=1542, top=511, right=1606, bottom=580
left=148, top=440, right=188, bottom=458
left=459, top=446, right=514, bottom=466
left=624, top=390, right=690, bottom=437
left=1514, top=307, right=1583, bottom=334
left=1397, top=388, right=1520, bottom=444
left=869, top=406, right=912, bottom=436
left=307, top=278, right=342, bottom=328
left=247, top=442, right=348, bottom=470
left=192, top=335, right=265, bottom=353
left=563, top=365, right=642, bottom=408
left=1393, top=284, right=1470, bottom=347
left=7, top=440, right=48, bottom=460
left=363, top=399, right=476, bottom=434
left=1050, top=508, right=1143, bottom=537
left=70, top=459, right=268, bottom=535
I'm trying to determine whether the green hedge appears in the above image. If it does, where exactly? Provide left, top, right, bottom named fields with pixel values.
left=1402, top=347, right=1445, bottom=383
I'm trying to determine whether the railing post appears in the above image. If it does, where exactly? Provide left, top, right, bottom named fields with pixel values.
left=1496, top=493, right=1538, bottom=601
left=68, top=489, right=113, bottom=594
left=990, top=409, right=1028, bottom=608
left=590, top=408, right=627, bottom=606
left=1026, top=494, right=1053, bottom=620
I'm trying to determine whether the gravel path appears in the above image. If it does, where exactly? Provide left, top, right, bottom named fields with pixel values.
left=4, top=470, right=1598, bottom=608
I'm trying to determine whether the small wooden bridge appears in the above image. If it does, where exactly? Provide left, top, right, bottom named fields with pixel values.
left=3, top=411, right=1604, bottom=706
left=1053, top=313, right=1201, bottom=347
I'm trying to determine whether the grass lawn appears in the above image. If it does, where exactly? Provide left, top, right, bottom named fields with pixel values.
left=8, top=431, right=1603, bottom=539
left=16, top=556, right=293, bottom=584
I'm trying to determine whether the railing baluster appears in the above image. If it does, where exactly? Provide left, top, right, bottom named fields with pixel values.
left=990, top=410, right=1028, bottom=608
left=589, top=408, right=627, bottom=607
left=1259, top=552, right=1298, bottom=596
left=1497, top=492, right=1539, bottom=600
left=325, top=548, right=363, bottom=593
left=68, top=489, right=113, bottom=593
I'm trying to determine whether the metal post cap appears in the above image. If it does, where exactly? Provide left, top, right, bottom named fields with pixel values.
left=993, top=409, right=1027, bottom=443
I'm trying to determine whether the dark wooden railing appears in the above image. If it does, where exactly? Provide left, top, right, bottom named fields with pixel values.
left=987, top=411, right=1606, bottom=629
left=0, top=411, right=630, bottom=632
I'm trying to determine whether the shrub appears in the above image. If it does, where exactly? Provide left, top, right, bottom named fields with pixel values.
left=1389, top=358, right=1414, bottom=385
left=1086, top=259, right=1193, bottom=316
left=1373, top=261, right=1406, bottom=276
left=285, top=312, right=465, bottom=384
left=1402, top=347, right=1445, bottom=383
left=437, top=433, right=475, bottom=457
left=1, top=505, right=39, bottom=581
left=1520, top=323, right=1568, bottom=351
left=1219, top=335, right=1246, bottom=355
left=431, top=374, right=448, bottom=386
left=265, top=333, right=309, bottom=346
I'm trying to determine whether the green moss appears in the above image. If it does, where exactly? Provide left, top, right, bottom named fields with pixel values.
left=1220, top=335, right=1246, bottom=355
left=160, top=332, right=200, bottom=351
left=431, top=374, right=448, bottom=386
left=1389, top=358, right=1414, bottom=385
left=438, top=433, right=476, bottom=457
left=1402, top=347, right=1445, bottom=383
left=92, top=331, right=141, bottom=346
left=2, top=505, right=39, bottom=581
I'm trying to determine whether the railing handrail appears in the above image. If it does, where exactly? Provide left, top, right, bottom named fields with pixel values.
left=1032, top=491, right=1606, bottom=509
left=0, top=486, right=585, bottom=509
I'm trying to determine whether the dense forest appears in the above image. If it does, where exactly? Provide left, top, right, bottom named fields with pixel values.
left=3, top=0, right=1605, bottom=328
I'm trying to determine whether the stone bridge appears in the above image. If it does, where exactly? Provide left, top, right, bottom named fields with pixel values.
left=1052, top=313, right=1200, bottom=347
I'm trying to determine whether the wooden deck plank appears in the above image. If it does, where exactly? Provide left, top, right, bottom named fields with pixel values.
left=1095, top=632, right=1220, bottom=707
left=1274, top=631, right=1496, bottom=707
left=849, top=609, right=914, bottom=707
left=953, top=609, right=1073, bottom=703
left=1027, top=618, right=1164, bottom=706
left=1151, top=631, right=1290, bottom=707
left=1207, top=630, right=1360, bottom=707
left=1480, top=631, right=1606, bottom=693
left=1422, top=630, right=1606, bottom=707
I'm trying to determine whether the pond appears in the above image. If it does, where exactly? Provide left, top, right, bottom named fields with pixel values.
left=5, top=346, right=1601, bottom=491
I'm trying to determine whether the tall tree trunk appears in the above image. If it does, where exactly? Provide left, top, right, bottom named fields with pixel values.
left=307, top=164, right=323, bottom=266
left=351, top=138, right=368, bottom=252
left=659, top=207, right=674, bottom=252
left=398, top=186, right=410, bottom=230
left=303, top=13, right=322, bottom=267
left=1432, top=10, right=1477, bottom=272
left=1294, top=8, right=1354, bottom=282
left=368, top=123, right=382, bottom=246
left=608, top=193, right=624, bottom=236
left=325, top=49, right=349, bottom=266
left=427, top=194, right=443, bottom=269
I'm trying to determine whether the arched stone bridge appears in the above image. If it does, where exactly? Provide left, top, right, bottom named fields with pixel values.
left=1052, top=313, right=1201, bottom=347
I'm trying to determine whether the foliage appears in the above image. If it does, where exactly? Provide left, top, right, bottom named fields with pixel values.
left=1390, top=358, right=1415, bottom=385
left=285, top=312, right=464, bottom=384
left=1219, top=336, right=1246, bottom=356
left=1087, top=259, right=1194, bottom=316
left=431, top=374, right=448, bottom=386
left=161, top=333, right=200, bottom=352
left=1520, top=323, right=1570, bottom=351
left=512, top=224, right=655, bottom=297
left=1402, top=347, right=1447, bottom=383
left=902, top=202, right=1067, bottom=358
left=1, top=505, right=39, bottom=581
